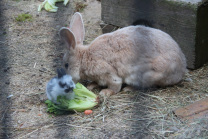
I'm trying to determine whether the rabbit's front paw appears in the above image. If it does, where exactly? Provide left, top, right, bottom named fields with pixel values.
left=99, top=89, right=115, bottom=97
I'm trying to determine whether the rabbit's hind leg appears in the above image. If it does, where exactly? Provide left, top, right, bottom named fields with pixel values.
left=99, top=74, right=122, bottom=97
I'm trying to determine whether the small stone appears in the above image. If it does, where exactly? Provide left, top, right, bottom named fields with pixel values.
left=185, top=78, right=193, bottom=82
left=39, top=68, right=47, bottom=72
left=7, top=94, right=13, bottom=99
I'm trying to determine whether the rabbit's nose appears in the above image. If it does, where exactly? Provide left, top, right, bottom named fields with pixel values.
left=65, top=87, right=73, bottom=93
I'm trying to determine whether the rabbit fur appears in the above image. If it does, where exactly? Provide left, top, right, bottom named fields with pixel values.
left=59, top=12, right=187, bottom=95
left=46, top=68, right=75, bottom=103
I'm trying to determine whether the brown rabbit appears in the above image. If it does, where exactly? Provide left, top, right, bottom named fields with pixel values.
left=59, top=12, right=187, bottom=96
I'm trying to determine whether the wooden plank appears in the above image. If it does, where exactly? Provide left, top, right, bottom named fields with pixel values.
left=174, top=97, right=208, bottom=122
left=101, top=0, right=208, bottom=69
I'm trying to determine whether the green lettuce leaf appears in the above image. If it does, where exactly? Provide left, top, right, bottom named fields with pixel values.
left=38, top=0, right=69, bottom=12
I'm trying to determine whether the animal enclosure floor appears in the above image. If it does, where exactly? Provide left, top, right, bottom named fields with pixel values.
left=0, top=0, right=208, bottom=138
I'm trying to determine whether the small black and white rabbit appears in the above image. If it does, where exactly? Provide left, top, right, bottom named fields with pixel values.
left=46, top=68, right=75, bottom=104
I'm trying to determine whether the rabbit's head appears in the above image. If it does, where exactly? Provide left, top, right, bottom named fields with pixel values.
left=57, top=68, right=75, bottom=93
left=59, top=12, right=86, bottom=83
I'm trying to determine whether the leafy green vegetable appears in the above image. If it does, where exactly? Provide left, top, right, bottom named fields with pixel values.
left=74, top=82, right=97, bottom=100
left=45, top=83, right=99, bottom=115
left=45, top=99, right=68, bottom=115
left=38, top=0, right=69, bottom=12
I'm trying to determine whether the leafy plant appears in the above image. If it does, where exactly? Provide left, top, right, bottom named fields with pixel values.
left=15, top=14, right=33, bottom=22
left=38, top=0, right=69, bottom=12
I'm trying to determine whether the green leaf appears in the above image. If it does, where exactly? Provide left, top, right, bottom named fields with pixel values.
left=38, top=0, right=70, bottom=12
left=74, top=83, right=97, bottom=98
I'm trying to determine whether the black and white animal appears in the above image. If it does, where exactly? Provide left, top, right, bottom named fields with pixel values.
left=46, top=68, right=75, bottom=103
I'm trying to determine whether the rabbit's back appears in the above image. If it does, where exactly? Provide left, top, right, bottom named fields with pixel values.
left=83, top=25, right=186, bottom=87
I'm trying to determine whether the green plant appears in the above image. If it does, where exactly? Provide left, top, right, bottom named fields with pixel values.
left=15, top=14, right=33, bottom=22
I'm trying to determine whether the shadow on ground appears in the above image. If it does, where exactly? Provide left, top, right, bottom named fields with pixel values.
left=0, top=1, right=12, bottom=138
left=125, top=87, right=159, bottom=138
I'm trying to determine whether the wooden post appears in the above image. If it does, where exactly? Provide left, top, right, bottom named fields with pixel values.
left=101, top=0, right=208, bottom=69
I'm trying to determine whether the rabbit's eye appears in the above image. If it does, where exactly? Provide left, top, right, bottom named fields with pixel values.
left=59, top=82, right=66, bottom=88
left=65, top=63, right=69, bottom=69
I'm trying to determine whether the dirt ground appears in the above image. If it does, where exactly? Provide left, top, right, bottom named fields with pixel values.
left=0, top=0, right=208, bottom=138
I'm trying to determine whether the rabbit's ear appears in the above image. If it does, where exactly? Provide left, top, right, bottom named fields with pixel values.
left=59, top=27, right=76, bottom=49
left=69, top=12, right=85, bottom=45
left=57, top=68, right=66, bottom=79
